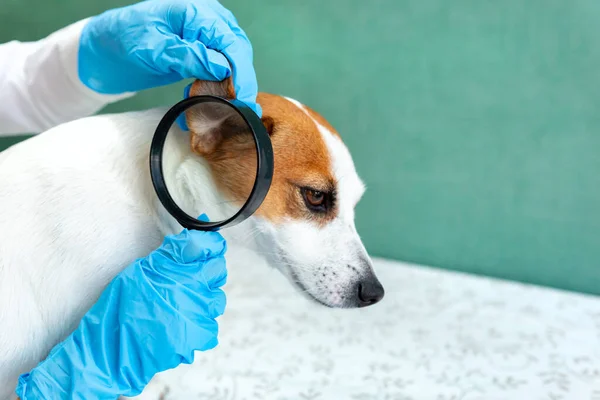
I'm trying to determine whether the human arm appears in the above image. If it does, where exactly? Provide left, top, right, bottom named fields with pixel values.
left=16, top=227, right=227, bottom=399
left=0, top=0, right=260, bottom=137
left=0, top=20, right=129, bottom=136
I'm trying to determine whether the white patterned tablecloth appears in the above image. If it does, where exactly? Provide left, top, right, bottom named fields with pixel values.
left=132, top=256, right=600, bottom=400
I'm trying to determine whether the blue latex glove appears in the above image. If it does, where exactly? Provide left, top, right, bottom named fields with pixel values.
left=15, top=226, right=227, bottom=399
left=78, top=0, right=261, bottom=116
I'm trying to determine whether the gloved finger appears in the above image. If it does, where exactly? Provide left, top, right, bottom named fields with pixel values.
left=161, top=35, right=232, bottom=81
left=192, top=214, right=227, bottom=287
left=157, top=262, right=226, bottom=321
left=219, top=36, right=262, bottom=117
left=201, top=253, right=228, bottom=289
left=181, top=9, right=262, bottom=116
left=209, top=287, right=227, bottom=318
left=198, top=213, right=210, bottom=222
left=216, top=9, right=262, bottom=117
left=181, top=229, right=227, bottom=263
left=161, top=229, right=227, bottom=264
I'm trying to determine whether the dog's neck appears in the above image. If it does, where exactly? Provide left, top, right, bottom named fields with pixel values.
left=154, top=126, right=260, bottom=250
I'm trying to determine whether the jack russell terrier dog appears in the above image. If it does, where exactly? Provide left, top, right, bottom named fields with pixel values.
left=0, top=78, right=384, bottom=399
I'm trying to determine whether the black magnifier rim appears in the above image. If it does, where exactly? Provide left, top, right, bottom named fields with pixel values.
left=149, top=95, right=273, bottom=231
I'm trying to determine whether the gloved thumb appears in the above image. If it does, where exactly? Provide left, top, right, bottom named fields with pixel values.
left=160, top=213, right=222, bottom=259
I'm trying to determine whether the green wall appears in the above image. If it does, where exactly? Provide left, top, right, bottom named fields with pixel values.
left=2, top=0, right=599, bottom=295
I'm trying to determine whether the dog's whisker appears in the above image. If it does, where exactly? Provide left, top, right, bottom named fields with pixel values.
left=275, top=260, right=324, bottom=274
left=202, top=199, right=246, bottom=207
left=231, top=228, right=264, bottom=244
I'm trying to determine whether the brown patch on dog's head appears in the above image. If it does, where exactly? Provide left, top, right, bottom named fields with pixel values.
left=185, top=78, right=338, bottom=224
left=186, top=79, right=383, bottom=310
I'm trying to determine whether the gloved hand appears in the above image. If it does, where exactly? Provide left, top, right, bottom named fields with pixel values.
left=15, top=224, right=227, bottom=399
left=78, top=0, right=261, bottom=116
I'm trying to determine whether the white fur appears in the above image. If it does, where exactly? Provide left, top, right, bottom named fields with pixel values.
left=0, top=100, right=375, bottom=398
left=261, top=98, right=374, bottom=307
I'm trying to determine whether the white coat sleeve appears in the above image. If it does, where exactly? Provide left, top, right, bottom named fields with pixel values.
left=0, top=19, right=134, bottom=137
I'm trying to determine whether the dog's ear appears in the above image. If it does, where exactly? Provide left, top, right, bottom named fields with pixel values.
left=185, top=78, right=274, bottom=156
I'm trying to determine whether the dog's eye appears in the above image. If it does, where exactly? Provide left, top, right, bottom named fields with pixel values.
left=305, top=189, right=324, bottom=206
left=301, top=188, right=328, bottom=212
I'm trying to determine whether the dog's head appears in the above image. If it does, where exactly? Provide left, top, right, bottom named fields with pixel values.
left=184, top=79, right=384, bottom=308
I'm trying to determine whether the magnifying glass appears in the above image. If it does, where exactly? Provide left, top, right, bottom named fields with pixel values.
left=149, top=95, right=274, bottom=231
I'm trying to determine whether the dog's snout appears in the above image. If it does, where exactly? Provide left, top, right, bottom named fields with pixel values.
left=357, top=278, right=385, bottom=307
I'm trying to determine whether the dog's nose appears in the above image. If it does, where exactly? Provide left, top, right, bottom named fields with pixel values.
left=357, top=278, right=385, bottom=307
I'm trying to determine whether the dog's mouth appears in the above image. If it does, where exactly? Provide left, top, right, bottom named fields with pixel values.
left=276, top=253, right=333, bottom=308
left=287, top=267, right=332, bottom=308
left=279, top=260, right=384, bottom=309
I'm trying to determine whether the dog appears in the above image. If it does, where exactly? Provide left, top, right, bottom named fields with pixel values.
left=0, top=78, right=384, bottom=399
